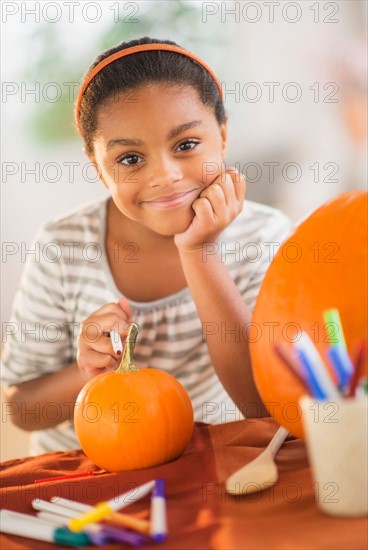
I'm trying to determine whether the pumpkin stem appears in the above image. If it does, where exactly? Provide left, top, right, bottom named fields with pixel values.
left=117, top=323, right=139, bottom=373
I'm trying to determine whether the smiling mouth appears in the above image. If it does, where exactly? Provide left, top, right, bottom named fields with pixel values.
left=143, top=189, right=199, bottom=209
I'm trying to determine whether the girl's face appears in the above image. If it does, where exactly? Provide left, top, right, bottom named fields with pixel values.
left=91, top=83, right=227, bottom=237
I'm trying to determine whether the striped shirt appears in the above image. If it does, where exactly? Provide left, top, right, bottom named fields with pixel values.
left=1, top=197, right=291, bottom=454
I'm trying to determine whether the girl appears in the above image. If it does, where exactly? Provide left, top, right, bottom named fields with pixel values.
left=2, top=37, right=291, bottom=454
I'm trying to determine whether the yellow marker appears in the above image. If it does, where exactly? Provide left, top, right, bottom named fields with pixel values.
left=68, top=480, right=155, bottom=532
left=69, top=502, right=111, bottom=532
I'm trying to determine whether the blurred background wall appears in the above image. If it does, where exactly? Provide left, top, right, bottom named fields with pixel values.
left=1, top=0, right=367, bottom=460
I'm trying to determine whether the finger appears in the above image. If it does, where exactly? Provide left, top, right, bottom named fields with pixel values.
left=202, top=183, right=227, bottom=217
left=80, top=331, right=122, bottom=356
left=207, top=167, right=238, bottom=206
left=78, top=350, right=119, bottom=377
left=88, top=303, right=119, bottom=316
left=199, top=172, right=244, bottom=221
left=191, top=195, right=217, bottom=222
left=220, top=173, right=243, bottom=212
left=215, top=173, right=233, bottom=207
left=118, top=296, right=132, bottom=318
left=226, top=168, right=246, bottom=203
left=80, top=314, right=131, bottom=342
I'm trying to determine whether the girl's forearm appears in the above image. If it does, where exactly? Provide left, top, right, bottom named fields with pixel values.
left=178, top=246, right=268, bottom=418
left=3, top=362, right=86, bottom=431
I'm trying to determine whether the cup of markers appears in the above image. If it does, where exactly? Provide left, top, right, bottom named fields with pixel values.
left=275, top=308, right=368, bottom=517
left=300, top=395, right=367, bottom=517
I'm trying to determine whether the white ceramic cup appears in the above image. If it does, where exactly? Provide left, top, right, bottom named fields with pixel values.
left=299, top=395, right=368, bottom=517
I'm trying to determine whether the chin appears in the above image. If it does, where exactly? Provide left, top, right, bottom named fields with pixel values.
left=151, top=211, right=194, bottom=237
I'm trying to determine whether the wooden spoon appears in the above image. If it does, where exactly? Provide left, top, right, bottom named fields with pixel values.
left=225, top=426, right=289, bottom=495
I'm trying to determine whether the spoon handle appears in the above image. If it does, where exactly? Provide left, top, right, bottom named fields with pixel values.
left=268, top=426, right=289, bottom=458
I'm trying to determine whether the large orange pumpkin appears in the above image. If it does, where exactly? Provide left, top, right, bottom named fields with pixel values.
left=250, top=191, right=367, bottom=438
left=74, top=324, right=194, bottom=472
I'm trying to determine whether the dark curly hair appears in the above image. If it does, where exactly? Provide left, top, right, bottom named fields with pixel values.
left=78, top=36, right=226, bottom=154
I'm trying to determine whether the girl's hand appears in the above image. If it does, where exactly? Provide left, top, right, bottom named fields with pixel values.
left=77, top=297, right=132, bottom=381
left=174, top=167, right=246, bottom=252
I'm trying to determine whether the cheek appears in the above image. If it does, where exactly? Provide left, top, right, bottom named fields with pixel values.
left=102, top=166, right=137, bottom=203
left=199, top=147, right=224, bottom=185
left=106, top=182, right=134, bottom=215
left=113, top=189, right=135, bottom=212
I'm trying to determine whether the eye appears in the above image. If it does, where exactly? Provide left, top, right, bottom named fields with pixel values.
left=176, top=139, right=199, bottom=152
left=118, top=154, right=143, bottom=166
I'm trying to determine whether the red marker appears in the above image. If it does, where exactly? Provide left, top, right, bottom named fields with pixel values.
left=347, top=341, right=366, bottom=397
left=34, top=471, right=96, bottom=484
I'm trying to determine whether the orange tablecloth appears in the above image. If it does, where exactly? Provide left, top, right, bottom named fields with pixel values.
left=1, top=419, right=367, bottom=549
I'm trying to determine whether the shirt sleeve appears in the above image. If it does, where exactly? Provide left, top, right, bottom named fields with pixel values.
left=1, top=226, right=75, bottom=386
left=236, top=209, right=293, bottom=312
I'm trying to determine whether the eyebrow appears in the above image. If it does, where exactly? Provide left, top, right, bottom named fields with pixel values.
left=167, top=120, right=202, bottom=140
left=106, top=120, right=202, bottom=151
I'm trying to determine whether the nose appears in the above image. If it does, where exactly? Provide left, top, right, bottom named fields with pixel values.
left=147, top=154, right=183, bottom=188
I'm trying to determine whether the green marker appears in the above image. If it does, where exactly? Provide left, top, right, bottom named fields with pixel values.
left=0, top=510, right=90, bottom=546
left=324, top=308, right=347, bottom=348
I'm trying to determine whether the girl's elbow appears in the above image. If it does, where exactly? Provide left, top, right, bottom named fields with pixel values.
left=2, top=385, right=36, bottom=431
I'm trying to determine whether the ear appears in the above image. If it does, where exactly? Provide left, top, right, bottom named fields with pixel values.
left=220, top=118, right=228, bottom=160
left=85, top=149, right=108, bottom=189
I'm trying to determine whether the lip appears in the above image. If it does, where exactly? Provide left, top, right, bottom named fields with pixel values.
left=142, top=189, right=199, bottom=210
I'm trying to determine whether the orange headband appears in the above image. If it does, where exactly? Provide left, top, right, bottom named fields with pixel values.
left=75, top=43, right=223, bottom=134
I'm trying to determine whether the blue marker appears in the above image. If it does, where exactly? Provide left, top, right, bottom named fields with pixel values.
left=150, top=479, right=167, bottom=542
left=327, top=344, right=354, bottom=389
left=294, top=332, right=341, bottom=400
left=296, top=348, right=328, bottom=399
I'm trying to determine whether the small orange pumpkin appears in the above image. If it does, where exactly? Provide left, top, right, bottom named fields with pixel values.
left=250, top=191, right=368, bottom=438
left=74, top=323, right=194, bottom=472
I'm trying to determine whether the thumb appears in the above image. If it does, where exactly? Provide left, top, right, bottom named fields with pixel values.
left=118, top=296, right=132, bottom=319
left=226, top=166, right=243, bottom=185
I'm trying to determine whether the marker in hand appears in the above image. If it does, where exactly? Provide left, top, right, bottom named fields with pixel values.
left=110, top=296, right=132, bottom=355
left=110, top=330, right=123, bottom=355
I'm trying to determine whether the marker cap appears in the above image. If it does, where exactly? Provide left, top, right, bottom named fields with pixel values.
left=153, top=479, right=165, bottom=498
left=54, top=527, right=90, bottom=546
